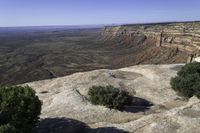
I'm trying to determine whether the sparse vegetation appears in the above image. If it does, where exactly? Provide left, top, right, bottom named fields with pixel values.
left=0, top=27, right=187, bottom=86
left=0, top=86, right=42, bottom=133
left=88, top=85, right=132, bottom=110
left=170, top=62, right=200, bottom=98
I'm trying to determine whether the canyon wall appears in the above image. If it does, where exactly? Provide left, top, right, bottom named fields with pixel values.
left=102, top=22, right=200, bottom=60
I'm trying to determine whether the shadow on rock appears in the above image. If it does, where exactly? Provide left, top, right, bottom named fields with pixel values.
left=33, top=118, right=130, bottom=133
left=88, top=127, right=129, bottom=133
left=123, top=97, right=153, bottom=113
left=171, top=64, right=184, bottom=71
left=33, top=117, right=88, bottom=133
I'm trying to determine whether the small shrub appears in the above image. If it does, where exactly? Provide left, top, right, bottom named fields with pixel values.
left=0, top=86, right=42, bottom=133
left=170, top=62, right=200, bottom=98
left=88, top=85, right=132, bottom=110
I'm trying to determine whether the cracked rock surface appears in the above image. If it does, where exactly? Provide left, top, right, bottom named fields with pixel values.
left=25, top=64, right=200, bottom=133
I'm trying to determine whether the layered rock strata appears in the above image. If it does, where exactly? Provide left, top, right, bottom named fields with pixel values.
left=102, top=22, right=200, bottom=60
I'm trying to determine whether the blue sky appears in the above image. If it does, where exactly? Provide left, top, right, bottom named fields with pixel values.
left=0, top=0, right=200, bottom=27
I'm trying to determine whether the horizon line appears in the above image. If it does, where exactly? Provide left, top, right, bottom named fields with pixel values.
left=0, top=20, right=200, bottom=28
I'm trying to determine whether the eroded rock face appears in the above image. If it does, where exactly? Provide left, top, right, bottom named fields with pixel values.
left=102, top=22, right=200, bottom=55
left=25, top=64, right=200, bottom=132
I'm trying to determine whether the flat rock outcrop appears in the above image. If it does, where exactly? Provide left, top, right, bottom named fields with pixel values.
left=25, top=64, right=200, bottom=133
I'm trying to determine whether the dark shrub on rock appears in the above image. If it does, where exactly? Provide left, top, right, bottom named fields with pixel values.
left=0, top=86, right=42, bottom=133
left=88, top=85, right=132, bottom=110
left=170, top=62, right=200, bottom=98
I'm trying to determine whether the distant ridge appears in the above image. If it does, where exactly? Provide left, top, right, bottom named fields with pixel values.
left=0, top=25, right=106, bottom=32
left=1, top=21, right=200, bottom=29
left=122, top=20, right=200, bottom=26
left=104, top=21, right=200, bottom=27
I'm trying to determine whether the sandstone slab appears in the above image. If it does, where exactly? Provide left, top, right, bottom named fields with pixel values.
left=25, top=64, right=200, bottom=133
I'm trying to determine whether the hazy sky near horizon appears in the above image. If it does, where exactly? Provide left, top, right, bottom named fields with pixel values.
left=0, top=0, right=200, bottom=27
